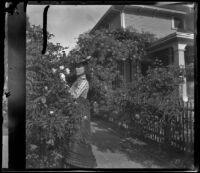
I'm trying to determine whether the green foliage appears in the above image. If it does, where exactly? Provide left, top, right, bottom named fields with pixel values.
left=67, top=28, right=184, bottom=128
left=26, top=19, right=187, bottom=167
left=67, top=28, right=186, bottom=135
left=67, top=28, right=157, bottom=111
left=26, top=21, right=81, bottom=168
left=107, top=62, right=185, bottom=134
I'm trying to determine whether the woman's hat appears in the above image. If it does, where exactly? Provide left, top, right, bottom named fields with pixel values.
left=75, top=56, right=92, bottom=67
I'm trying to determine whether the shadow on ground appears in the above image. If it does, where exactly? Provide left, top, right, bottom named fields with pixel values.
left=90, top=118, right=194, bottom=169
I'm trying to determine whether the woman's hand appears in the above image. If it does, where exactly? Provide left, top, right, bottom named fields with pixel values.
left=60, top=73, right=71, bottom=89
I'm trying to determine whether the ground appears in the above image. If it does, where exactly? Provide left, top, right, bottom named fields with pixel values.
left=2, top=117, right=194, bottom=169
left=90, top=117, right=194, bottom=169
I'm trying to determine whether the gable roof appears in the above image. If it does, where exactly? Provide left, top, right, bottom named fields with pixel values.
left=91, top=5, right=188, bottom=33
left=155, top=3, right=193, bottom=12
left=90, top=5, right=121, bottom=33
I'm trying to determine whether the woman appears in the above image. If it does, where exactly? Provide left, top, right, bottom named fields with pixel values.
left=64, top=56, right=97, bottom=168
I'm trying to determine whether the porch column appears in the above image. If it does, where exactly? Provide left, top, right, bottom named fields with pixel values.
left=120, top=10, right=125, bottom=30
left=173, top=43, right=188, bottom=101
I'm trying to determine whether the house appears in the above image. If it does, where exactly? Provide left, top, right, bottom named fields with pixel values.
left=90, top=4, right=195, bottom=101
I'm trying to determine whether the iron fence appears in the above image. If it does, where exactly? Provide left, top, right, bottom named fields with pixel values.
left=98, top=100, right=194, bottom=154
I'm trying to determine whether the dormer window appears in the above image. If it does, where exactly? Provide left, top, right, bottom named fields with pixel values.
left=172, top=17, right=184, bottom=30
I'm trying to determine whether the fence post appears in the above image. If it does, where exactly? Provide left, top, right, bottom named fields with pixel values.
left=164, top=113, right=171, bottom=148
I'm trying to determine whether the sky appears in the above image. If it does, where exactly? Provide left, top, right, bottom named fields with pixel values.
left=27, top=5, right=111, bottom=54
left=27, top=3, right=194, bottom=55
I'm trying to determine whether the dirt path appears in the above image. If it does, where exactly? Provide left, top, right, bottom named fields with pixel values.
left=90, top=118, right=193, bottom=168
left=2, top=118, right=193, bottom=169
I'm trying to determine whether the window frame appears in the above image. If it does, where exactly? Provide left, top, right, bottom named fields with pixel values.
left=171, top=16, right=184, bottom=30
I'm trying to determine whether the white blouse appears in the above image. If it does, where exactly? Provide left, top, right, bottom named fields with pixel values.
left=69, top=75, right=89, bottom=99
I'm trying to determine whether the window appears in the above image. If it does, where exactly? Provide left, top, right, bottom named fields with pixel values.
left=172, top=17, right=184, bottom=30
left=185, top=45, right=194, bottom=66
left=185, top=45, right=194, bottom=82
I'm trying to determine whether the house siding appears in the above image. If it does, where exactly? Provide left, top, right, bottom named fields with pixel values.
left=109, top=14, right=121, bottom=30
left=125, top=12, right=176, bottom=38
left=184, top=12, right=194, bottom=32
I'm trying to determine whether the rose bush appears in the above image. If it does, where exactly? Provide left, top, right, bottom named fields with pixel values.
left=66, top=28, right=157, bottom=113
left=26, top=18, right=84, bottom=168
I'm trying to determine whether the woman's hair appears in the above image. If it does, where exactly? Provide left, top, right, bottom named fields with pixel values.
left=66, top=68, right=77, bottom=85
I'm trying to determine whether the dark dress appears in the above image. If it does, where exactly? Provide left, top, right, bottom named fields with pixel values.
left=64, top=75, right=97, bottom=168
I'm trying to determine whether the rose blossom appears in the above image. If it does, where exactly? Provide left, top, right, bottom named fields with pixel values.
left=65, top=68, right=70, bottom=75
left=59, top=65, right=64, bottom=70
left=60, top=73, right=66, bottom=81
left=50, top=111, right=54, bottom=114
left=52, top=68, right=57, bottom=73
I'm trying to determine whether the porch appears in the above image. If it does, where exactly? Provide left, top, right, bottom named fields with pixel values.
left=121, top=31, right=194, bottom=102
left=148, top=31, right=194, bottom=101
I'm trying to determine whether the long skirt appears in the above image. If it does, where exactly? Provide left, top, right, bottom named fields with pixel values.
left=65, top=98, right=97, bottom=168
